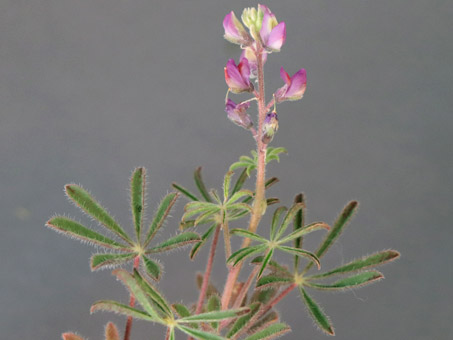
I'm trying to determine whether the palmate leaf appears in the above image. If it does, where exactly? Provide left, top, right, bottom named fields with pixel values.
left=258, top=248, right=275, bottom=278
left=306, top=271, right=384, bottom=291
left=231, top=168, right=248, bottom=196
left=65, top=184, right=132, bottom=244
left=308, top=250, right=400, bottom=280
left=277, top=222, right=330, bottom=245
left=274, top=202, right=305, bottom=241
left=299, top=287, right=335, bottom=336
left=144, top=192, right=180, bottom=247
left=278, top=246, right=320, bottom=269
left=227, top=302, right=261, bottom=338
left=146, top=232, right=201, bottom=253
left=230, top=147, right=288, bottom=176
left=46, top=217, right=128, bottom=250
left=230, top=229, right=267, bottom=243
left=90, top=300, right=155, bottom=322
left=190, top=224, right=218, bottom=259
left=293, top=194, right=305, bottom=270
left=228, top=245, right=267, bottom=266
left=90, top=253, right=136, bottom=270
left=250, top=256, right=292, bottom=277
left=130, top=167, right=146, bottom=241
left=243, top=323, right=291, bottom=340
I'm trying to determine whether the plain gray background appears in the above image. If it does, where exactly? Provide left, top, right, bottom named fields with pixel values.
left=1, top=0, right=452, bottom=339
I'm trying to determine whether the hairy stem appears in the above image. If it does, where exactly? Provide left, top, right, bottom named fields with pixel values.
left=222, top=219, right=232, bottom=260
left=123, top=256, right=140, bottom=340
left=221, top=45, right=268, bottom=310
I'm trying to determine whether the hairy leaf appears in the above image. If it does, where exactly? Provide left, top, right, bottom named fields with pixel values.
left=278, top=246, right=320, bottom=269
left=190, top=224, right=218, bottom=259
left=243, top=323, right=291, bottom=340
left=251, top=288, right=278, bottom=305
left=258, top=248, right=275, bottom=278
left=147, top=232, right=200, bottom=253
left=133, top=269, right=172, bottom=316
left=270, top=207, right=287, bottom=241
left=251, top=256, right=292, bottom=276
left=65, top=184, right=132, bottom=244
left=178, top=307, right=249, bottom=323
left=249, top=311, right=279, bottom=334
left=274, top=203, right=304, bottom=241
left=293, top=194, right=305, bottom=270
left=172, top=183, right=199, bottom=201
left=306, top=271, right=384, bottom=291
left=300, top=288, right=334, bottom=335
left=90, top=300, right=155, bottom=322
left=227, top=302, right=261, bottom=338
left=144, top=192, right=179, bottom=247
left=142, top=256, right=162, bottom=281
left=309, top=250, right=400, bottom=280
left=194, top=167, right=212, bottom=202
left=231, top=169, right=248, bottom=196
left=230, top=229, right=267, bottom=243
left=177, top=325, right=225, bottom=340
left=90, top=253, right=136, bottom=271
left=228, top=245, right=267, bottom=266
left=112, top=269, right=161, bottom=320
left=130, top=167, right=146, bottom=241
left=278, top=222, right=330, bottom=244
left=46, top=217, right=128, bottom=250
left=223, top=171, right=233, bottom=201
left=256, top=275, right=294, bottom=290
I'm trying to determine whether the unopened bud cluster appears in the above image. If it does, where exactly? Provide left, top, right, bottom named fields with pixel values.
left=223, top=4, right=307, bottom=143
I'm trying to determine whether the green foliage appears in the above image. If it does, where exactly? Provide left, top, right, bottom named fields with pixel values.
left=46, top=168, right=200, bottom=281
left=230, top=147, right=288, bottom=176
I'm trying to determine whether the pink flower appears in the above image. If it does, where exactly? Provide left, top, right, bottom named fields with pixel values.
left=259, top=5, right=286, bottom=52
left=275, top=67, right=307, bottom=102
left=241, top=45, right=267, bottom=78
left=225, top=99, right=253, bottom=129
left=223, top=11, right=252, bottom=46
left=224, top=58, right=254, bottom=93
left=262, top=111, right=279, bottom=144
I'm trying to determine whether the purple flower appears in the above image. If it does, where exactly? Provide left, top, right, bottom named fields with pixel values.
left=262, top=111, right=279, bottom=144
left=224, top=58, right=254, bottom=93
left=241, top=45, right=267, bottom=78
left=223, top=11, right=252, bottom=46
left=225, top=99, right=253, bottom=130
left=259, top=5, right=286, bottom=52
left=274, top=67, right=307, bottom=102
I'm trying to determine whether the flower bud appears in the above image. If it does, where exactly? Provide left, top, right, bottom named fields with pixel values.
left=223, top=11, right=252, bottom=46
left=262, top=112, right=279, bottom=144
left=274, top=67, right=307, bottom=102
left=224, top=58, right=254, bottom=93
left=225, top=99, right=253, bottom=130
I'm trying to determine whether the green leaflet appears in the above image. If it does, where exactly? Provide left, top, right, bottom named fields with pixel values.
left=270, top=207, right=287, bottom=241
left=90, top=300, right=155, bottom=322
left=228, top=245, right=267, bottom=266
left=250, top=256, right=292, bottom=276
left=223, top=171, right=233, bottom=201
left=142, top=256, right=162, bottom=281
left=172, top=303, right=191, bottom=318
left=299, top=287, right=334, bottom=336
left=46, top=217, right=128, bottom=250
left=251, top=288, right=278, bottom=305
left=230, top=229, right=267, bottom=243
left=258, top=248, right=275, bottom=278
left=306, top=271, right=384, bottom=291
left=308, top=250, right=400, bottom=280
left=146, top=232, right=201, bottom=253
left=293, top=194, right=305, bottom=270
left=227, top=302, right=261, bottom=338
left=305, top=201, right=358, bottom=273
left=90, top=253, right=136, bottom=270
left=178, top=307, right=249, bottom=323
left=64, top=184, right=132, bottom=244
left=194, top=167, right=212, bottom=202
left=278, top=222, right=330, bottom=245
left=256, top=275, right=294, bottom=290
left=172, top=182, right=199, bottom=201
left=144, top=192, right=179, bottom=247
left=231, top=168, right=248, bottom=196
left=112, top=269, right=161, bottom=320
left=242, top=323, right=291, bottom=340
left=177, top=325, right=225, bottom=340
left=248, top=311, right=279, bottom=334
left=207, top=294, right=221, bottom=329
left=130, top=167, right=146, bottom=241
left=274, top=202, right=304, bottom=241
left=133, top=269, right=172, bottom=317
left=278, top=246, right=320, bottom=269
left=190, top=224, right=218, bottom=259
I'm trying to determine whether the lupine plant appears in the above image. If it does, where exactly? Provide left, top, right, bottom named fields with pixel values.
left=46, top=5, right=399, bottom=340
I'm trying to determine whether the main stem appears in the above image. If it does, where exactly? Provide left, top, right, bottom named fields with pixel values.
left=221, top=45, right=268, bottom=310
left=123, top=256, right=140, bottom=340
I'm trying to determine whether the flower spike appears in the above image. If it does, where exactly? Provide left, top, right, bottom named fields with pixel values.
left=224, top=58, right=254, bottom=93
left=275, top=67, right=307, bottom=102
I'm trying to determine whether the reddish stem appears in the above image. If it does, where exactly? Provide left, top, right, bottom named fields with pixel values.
left=123, top=256, right=140, bottom=340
